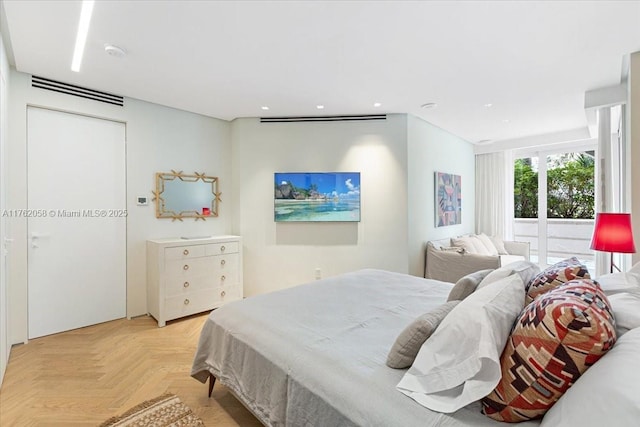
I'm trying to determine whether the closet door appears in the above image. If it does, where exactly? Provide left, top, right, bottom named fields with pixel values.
left=27, top=107, right=126, bottom=339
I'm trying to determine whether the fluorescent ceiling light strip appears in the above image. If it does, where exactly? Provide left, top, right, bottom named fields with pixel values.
left=71, top=0, right=95, bottom=72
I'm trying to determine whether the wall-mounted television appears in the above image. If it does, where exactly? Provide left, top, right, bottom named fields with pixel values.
left=274, top=172, right=361, bottom=222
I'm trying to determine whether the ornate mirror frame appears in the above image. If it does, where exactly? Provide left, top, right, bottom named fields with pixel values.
left=152, top=170, right=221, bottom=221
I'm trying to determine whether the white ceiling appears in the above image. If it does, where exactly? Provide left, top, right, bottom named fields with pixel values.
left=2, top=0, right=640, bottom=143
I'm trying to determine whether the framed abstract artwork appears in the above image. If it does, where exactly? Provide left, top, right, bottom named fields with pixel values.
left=435, top=171, right=461, bottom=227
left=274, top=172, right=361, bottom=222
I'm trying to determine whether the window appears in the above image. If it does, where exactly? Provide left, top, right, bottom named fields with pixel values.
left=514, top=148, right=596, bottom=271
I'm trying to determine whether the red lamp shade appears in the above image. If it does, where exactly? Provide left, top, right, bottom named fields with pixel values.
left=590, top=213, right=636, bottom=253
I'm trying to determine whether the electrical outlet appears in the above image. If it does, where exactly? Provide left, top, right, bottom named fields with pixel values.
left=315, top=268, right=322, bottom=280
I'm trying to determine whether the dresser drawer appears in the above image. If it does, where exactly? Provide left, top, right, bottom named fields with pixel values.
left=211, top=269, right=239, bottom=287
left=164, top=289, right=219, bottom=321
left=205, top=241, right=238, bottom=256
left=212, top=253, right=239, bottom=274
left=165, top=257, right=214, bottom=277
left=218, top=285, right=242, bottom=302
left=165, top=244, right=206, bottom=260
left=165, top=275, right=215, bottom=297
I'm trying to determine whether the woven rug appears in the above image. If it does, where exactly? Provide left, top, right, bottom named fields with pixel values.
left=99, top=393, right=205, bottom=427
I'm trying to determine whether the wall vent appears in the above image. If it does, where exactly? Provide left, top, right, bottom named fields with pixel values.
left=31, top=75, right=124, bottom=107
left=260, top=114, right=386, bottom=123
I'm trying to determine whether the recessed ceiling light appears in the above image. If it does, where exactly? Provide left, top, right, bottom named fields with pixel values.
left=104, top=44, right=126, bottom=58
left=316, top=105, right=325, bottom=110
left=477, top=139, right=492, bottom=144
left=421, top=102, right=437, bottom=109
left=261, top=106, right=270, bottom=111
left=373, top=102, right=382, bottom=108
left=484, top=103, right=493, bottom=108
left=502, top=119, right=511, bottom=123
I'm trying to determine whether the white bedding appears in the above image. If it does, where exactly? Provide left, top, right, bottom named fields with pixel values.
left=191, top=269, right=541, bottom=426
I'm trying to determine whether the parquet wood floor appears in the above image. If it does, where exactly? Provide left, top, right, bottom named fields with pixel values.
left=0, top=313, right=263, bottom=426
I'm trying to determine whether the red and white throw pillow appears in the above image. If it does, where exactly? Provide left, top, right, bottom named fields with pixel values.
left=482, top=279, right=616, bottom=422
left=525, top=257, right=590, bottom=304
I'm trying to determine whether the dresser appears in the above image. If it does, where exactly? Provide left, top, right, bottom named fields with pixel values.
left=146, top=235, right=243, bottom=327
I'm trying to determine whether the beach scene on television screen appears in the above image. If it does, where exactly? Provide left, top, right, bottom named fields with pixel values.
left=274, top=172, right=361, bottom=222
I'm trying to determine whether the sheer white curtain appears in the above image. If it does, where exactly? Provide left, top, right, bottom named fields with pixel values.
left=475, top=150, right=514, bottom=240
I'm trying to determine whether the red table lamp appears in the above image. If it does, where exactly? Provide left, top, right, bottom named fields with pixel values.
left=590, top=213, right=636, bottom=273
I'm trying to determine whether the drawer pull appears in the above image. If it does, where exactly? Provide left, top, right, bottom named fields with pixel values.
left=220, top=245, right=226, bottom=252
left=183, top=264, right=189, bottom=271
left=220, top=259, right=226, bottom=266
left=221, top=290, right=226, bottom=297
left=183, top=281, right=190, bottom=288
left=221, top=275, right=226, bottom=281
left=184, top=299, right=190, bottom=305
left=183, top=249, right=189, bottom=256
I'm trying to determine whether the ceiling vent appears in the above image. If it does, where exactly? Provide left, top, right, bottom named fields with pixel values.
left=31, top=75, right=124, bottom=107
left=260, top=114, right=386, bottom=123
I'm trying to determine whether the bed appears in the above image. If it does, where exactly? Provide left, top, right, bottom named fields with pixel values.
left=190, top=269, right=540, bottom=426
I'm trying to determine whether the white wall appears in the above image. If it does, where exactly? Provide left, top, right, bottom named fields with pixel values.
left=406, top=115, right=475, bottom=277
left=7, top=69, right=231, bottom=344
left=5, top=72, right=476, bottom=343
left=630, top=52, right=640, bottom=265
left=231, top=115, right=409, bottom=296
left=0, top=28, right=11, bottom=386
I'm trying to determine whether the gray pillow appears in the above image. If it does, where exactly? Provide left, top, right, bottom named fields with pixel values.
left=477, top=261, right=541, bottom=292
left=386, top=301, right=460, bottom=369
left=447, top=269, right=494, bottom=302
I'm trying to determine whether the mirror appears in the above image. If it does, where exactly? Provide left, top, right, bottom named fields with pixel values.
left=152, top=170, right=221, bottom=221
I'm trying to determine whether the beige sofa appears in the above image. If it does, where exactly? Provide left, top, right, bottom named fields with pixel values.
left=424, top=235, right=531, bottom=283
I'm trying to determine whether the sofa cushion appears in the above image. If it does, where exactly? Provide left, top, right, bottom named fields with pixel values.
left=489, top=236, right=509, bottom=255
left=451, top=235, right=491, bottom=255
left=476, top=233, right=499, bottom=256
left=481, top=279, right=616, bottom=422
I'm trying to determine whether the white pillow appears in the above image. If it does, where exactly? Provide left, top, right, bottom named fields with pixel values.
left=540, top=327, right=640, bottom=427
left=476, top=268, right=513, bottom=290
left=451, top=236, right=479, bottom=254
left=489, top=235, right=508, bottom=255
left=469, top=235, right=492, bottom=255
left=476, top=233, right=499, bottom=256
left=396, top=274, right=525, bottom=413
left=477, top=260, right=541, bottom=291
left=596, top=268, right=640, bottom=296
left=607, top=292, right=640, bottom=337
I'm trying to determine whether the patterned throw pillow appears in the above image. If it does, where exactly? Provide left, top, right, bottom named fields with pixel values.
left=525, top=257, right=590, bottom=304
left=481, top=279, right=616, bottom=422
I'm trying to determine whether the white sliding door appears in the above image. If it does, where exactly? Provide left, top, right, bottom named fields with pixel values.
left=27, top=107, right=126, bottom=339
left=513, top=147, right=596, bottom=272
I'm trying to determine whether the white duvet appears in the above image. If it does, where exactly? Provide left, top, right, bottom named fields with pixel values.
left=191, top=269, right=541, bottom=427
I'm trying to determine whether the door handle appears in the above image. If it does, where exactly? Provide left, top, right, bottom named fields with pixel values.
left=30, top=232, right=50, bottom=248
left=3, top=238, right=13, bottom=255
